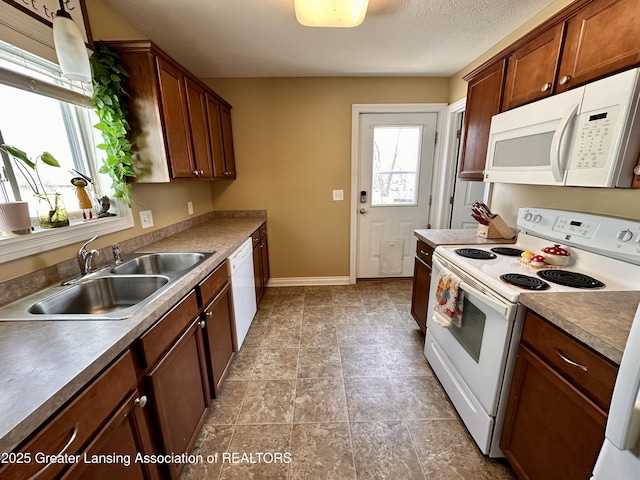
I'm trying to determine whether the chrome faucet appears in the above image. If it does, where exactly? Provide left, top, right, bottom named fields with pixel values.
left=112, top=243, right=122, bottom=265
left=78, top=235, right=100, bottom=275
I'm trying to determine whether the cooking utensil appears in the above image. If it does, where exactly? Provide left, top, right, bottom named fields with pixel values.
left=472, top=212, right=489, bottom=225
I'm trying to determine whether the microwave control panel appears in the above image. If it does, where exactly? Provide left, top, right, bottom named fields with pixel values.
left=570, top=106, right=619, bottom=170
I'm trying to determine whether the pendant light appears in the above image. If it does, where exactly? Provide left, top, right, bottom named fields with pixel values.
left=294, top=0, right=369, bottom=27
left=53, top=0, right=91, bottom=82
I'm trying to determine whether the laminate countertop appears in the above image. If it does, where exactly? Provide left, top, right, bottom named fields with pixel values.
left=519, top=291, right=640, bottom=365
left=0, top=215, right=265, bottom=454
left=414, top=229, right=516, bottom=249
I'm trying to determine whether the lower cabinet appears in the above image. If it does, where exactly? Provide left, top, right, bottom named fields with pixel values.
left=410, top=240, right=433, bottom=334
left=500, top=310, right=618, bottom=480
left=252, top=222, right=270, bottom=304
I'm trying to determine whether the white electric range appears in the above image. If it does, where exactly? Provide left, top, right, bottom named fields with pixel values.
left=424, top=207, right=640, bottom=457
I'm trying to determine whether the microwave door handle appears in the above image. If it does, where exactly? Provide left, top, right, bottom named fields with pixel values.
left=550, top=103, right=579, bottom=182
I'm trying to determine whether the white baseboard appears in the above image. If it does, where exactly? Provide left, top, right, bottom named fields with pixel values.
left=267, top=276, right=352, bottom=287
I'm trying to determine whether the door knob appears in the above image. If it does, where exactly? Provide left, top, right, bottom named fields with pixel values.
left=359, top=208, right=367, bottom=214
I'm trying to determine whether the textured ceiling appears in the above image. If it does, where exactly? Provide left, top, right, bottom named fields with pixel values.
left=101, top=0, right=555, bottom=78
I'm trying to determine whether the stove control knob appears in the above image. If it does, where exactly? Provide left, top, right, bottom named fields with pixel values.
left=533, top=214, right=542, bottom=223
left=616, top=229, right=633, bottom=242
left=524, top=212, right=533, bottom=222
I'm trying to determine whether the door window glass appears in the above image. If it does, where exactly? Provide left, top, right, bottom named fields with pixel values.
left=449, top=296, right=486, bottom=363
left=371, top=126, right=421, bottom=206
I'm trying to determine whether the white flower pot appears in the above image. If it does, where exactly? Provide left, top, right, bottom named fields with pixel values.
left=0, top=201, right=32, bottom=236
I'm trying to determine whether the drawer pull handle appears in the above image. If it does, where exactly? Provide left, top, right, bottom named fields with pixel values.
left=134, top=396, right=148, bottom=408
left=556, top=348, right=588, bottom=372
left=540, top=82, right=552, bottom=92
left=559, top=75, right=571, bottom=85
left=27, top=423, right=79, bottom=480
left=419, top=250, right=430, bottom=256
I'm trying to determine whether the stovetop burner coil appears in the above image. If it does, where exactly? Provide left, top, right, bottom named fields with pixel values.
left=454, top=248, right=497, bottom=260
left=500, top=273, right=550, bottom=290
left=537, top=270, right=605, bottom=289
left=491, top=247, right=524, bottom=257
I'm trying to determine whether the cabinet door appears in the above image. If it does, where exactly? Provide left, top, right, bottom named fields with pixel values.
left=220, top=103, right=237, bottom=178
left=502, top=23, right=565, bottom=110
left=61, top=391, right=161, bottom=480
left=557, top=0, right=640, bottom=93
left=185, top=78, right=213, bottom=178
left=146, top=319, right=210, bottom=480
left=500, top=345, right=607, bottom=480
left=253, top=237, right=264, bottom=303
left=459, top=60, right=506, bottom=181
left=205, top=93, right=226, bottom=178
left=410, top=256, right=431, bottom=334
left=203, top=282, right=236, bottom=396
left=156, top=58, right=194, bottom=178
left=260, top=232, right=270, bottom=291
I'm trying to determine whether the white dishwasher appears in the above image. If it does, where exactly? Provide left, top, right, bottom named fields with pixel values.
left=227, top=238, right=257, bottom=350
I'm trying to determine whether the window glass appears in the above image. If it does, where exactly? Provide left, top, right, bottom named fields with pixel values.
left=371, top=126, right=422, bottom=206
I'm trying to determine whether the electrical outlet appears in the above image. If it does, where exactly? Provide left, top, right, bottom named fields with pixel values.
left=188, top=201, right=194, bottom=215
left=333, top=189, right=344, bottom=201
left=139, top=210, right=154, bottom=229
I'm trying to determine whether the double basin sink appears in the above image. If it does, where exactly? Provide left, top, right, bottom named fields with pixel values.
left=0, top=252, right=213, bottom=321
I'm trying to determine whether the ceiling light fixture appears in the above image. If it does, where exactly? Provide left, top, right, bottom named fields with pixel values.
left=294, top=0, right=369, bottom=27
left=53, top=0, right=91, bottom=82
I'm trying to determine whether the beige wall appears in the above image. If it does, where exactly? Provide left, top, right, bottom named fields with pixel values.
left=0, top=0, right=215, bottom=283
left=448, top=0, right=640, bottom=226
left=204, top=77, right=448, bottom=279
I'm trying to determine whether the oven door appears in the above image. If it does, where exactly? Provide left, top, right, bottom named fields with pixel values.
left=426, top=256, right=517, bottom=416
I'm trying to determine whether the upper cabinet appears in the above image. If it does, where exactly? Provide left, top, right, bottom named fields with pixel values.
left=556, top=0, right=640, bottom=93
left=104, top=41, right=236, bottom=183
left=458, top=60, right=506, bottom=180
left=458, top=0, right=640, bottom=181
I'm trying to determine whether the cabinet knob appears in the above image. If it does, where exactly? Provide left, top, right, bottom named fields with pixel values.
left=134, top=396, right=148, bottom=408
left=205, top=311, right=213, bottom=318
left=193, top=170, right=200, bottom=177
left=634, top=165, right=640, bottom=175
left=199, top=170, right=204, bottom=175
left=540, top=82, right=552, bottom=92
left=559, top=75, right=571, bottom=85
left=199, top=320, right=206, bottom=328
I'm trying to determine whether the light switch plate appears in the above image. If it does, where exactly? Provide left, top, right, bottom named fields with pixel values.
left=333, top=189, right=344, bottom=201
left=188, top=201, right=194, bottom=215
left=139, top=210, right=154, bottom=229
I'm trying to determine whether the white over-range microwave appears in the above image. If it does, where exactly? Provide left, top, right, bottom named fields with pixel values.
left=484, top=68, right=640, bottom=187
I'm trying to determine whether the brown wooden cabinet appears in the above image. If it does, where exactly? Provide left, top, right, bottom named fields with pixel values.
left=500, top=310, right=618, bottom=480
left=410, top=240, right=433, bottom=334
left=198, top=262, right=236, bottom=397
left=139, top=291, right=210, bottom=480
left=458, top=60, right=506, bottom=181
left=502, top=23, right=565, bottom=110
left=252, top=223, right=270, bottom=304
left=557, top=0, right=640, bottom=93
left=105, top=40, right=235, bottom=183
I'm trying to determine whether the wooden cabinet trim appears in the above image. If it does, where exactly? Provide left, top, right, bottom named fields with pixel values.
left=198, top=261, right=229, bottom=307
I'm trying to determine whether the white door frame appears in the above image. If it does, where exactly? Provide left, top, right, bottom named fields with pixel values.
left=350, top=103, right=447, bottom=284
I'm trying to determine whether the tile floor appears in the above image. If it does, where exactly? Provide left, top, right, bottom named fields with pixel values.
left=181, top=281, right=515, bottom=480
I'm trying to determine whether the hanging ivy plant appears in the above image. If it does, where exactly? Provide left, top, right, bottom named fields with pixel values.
left=90, top=42, right=135, bottom=207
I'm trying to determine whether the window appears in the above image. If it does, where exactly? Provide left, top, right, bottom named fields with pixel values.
left=370, top=125, right=422, bottom=206
left=0, top=40, right=133, bottom=263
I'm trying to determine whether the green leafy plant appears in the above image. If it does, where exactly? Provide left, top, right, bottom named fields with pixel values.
left=0, top=144, right=60, bottom=205
left=90, top=43, right=135, bottom=207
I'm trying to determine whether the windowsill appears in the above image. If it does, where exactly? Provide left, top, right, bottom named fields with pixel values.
left=0, top=207, right=134, bottom=263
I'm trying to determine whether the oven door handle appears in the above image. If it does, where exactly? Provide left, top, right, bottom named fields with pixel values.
left=433, top=256, right=514, bottom=318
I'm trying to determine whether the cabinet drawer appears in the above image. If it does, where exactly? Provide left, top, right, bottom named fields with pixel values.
left=415, top=240, right=434, bottom=267
left=251, top=229, right=261, bottom=248
left=259, top=222, right=267, bottom=239
left=521, top=310, right=618, bottom=411
left=1, top=350, right=137, bottom=480
left=138, top=290, right=199, bottom=368
left=198, top=261, right=228, bottom=306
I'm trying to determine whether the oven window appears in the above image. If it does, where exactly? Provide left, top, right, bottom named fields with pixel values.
left=449, top=297, right=485, bottom=363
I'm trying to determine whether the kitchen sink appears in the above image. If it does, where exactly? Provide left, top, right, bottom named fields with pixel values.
left=28, top=276, right=169, bottom=315
left=0, top=251, right=214, bottom=321
left=111, top=252, right=207, bottom=276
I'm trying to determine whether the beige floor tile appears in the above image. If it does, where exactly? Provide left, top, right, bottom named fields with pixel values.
left=242, top=324, right=267, bottom=349
left=269, top=305, right=304, bottom=326
left=304, top=292, right=334, bottom=307
left=339, top=345, right=387, bottom=377
left=344, top=377, right=402, bottom=422
left=252, top=348, right=299, bottom=380
left=205, top=380, right=249, bottom=425
left=294, top=377, right=348, bottom=423
left=218, top=424, right=292, bottom=480
left=302, top=305, right=335, bottom=324
left=298, top=347, right=342, bottom=378
left=300, top=324, right=338, bottom=347
left=224, top=348, right=259, bottom=381
left=181, top=424, right=234, bottom=480
left=334, top=305, right=369, bottom=323
left=237, top=380, right=296, bottom=424
left=263, top=324, right=302, bottom=348
left=381, top=343, right=434, bottom=376
left=389, top=375, right=457, bottom=420
left=289, top=423, right=356, bottom=480
left=350, top=421, right=425, bottom=480
left=371, top=323, right=418, bottom=346
left=336, top=323, right=377, bottom=346
left=407, top=420, right=516, bottom=480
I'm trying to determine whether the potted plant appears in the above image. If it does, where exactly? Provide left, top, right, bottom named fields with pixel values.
left=0, top=144, right=69, bottom=228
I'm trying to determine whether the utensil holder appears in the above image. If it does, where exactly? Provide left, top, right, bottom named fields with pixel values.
left=477, top=215, right=515, bottom=239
